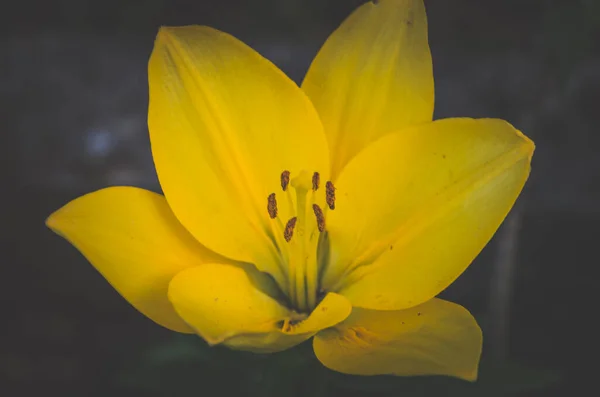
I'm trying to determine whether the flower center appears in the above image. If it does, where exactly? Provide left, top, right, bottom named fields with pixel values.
left=266, top=170, right=335, bottom=312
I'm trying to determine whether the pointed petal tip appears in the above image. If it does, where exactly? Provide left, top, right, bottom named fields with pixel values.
left=155, top=25, right=180, bottom=38
left=154, top=26, right=170, bottom=45
left=43, top=187, right=215, bottom=334
left=502, top=121, right=535, bottom=172
left=324, top=117, right=535, bottom=309
left=517, top=128, right=536, bottom=160
left=45, top=202, right=72, bottom=235
left=462, top=368, right=479, bottom=382
left=154, top=25, right=219, bottom=45
left=153, top=26, right=196, bottom=52
left=487, top=118, right=535, bottom=157
left=301, top=0, right=432, bottom=178
left=153, top=26, right=183, bottom=51
left=156, top=25, right=186, bottom=37
left=45, top=211, right=58, bottom=231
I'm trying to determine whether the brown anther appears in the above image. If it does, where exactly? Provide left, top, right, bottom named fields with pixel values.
left=281, top=170, right=290, bottom=191
left=326, top=181, right=336, bottom=210
left=312, top=204, right=326, bottom=232
left=267, top=193, right=278, bottom=219
left=312, top=172, right=320, bottom=191
left=284, top=217, right=297, bottom=242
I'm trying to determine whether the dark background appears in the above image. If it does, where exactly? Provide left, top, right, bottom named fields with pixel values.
left=2, top=0, right=599, bottom=396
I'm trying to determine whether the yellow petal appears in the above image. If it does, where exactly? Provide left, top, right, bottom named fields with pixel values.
left=324, top=118, right=534, bottom=310
left=224, top=293, right=352, bottom=353
left=313, top=298, right=482, bottom=381
left=302, top=0, right=433, bottom=179
left=149, top=26, right=329, bottom=287
left=168, top=263, right=351, bottom=353
left=46, top=187, right=223, bottom=333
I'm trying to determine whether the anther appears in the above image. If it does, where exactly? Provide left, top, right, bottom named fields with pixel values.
left=326, top=181, right=336, bottom=210
left=312, top=204, right=325, bottom=232
left=267, top=193, right=278, bottom=219
left=281, top=170, right=290, bottom=191
left=312, top=172, right=320, bottom=191
left=284, top=217, right=297, bottom=242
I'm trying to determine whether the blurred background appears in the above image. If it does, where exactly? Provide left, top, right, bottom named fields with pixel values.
left=2, top=0, right=599, bottom=396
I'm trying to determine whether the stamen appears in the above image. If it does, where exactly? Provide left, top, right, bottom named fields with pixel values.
left=326, top=181, right=336, bottom=210
left=267, top=193, right=278, bottom=219
left=312, top=204, right=326, bottom=232
left=281, top=170, right=291, bottom=191
left=269, top=170, right=326, bottom=312
left=284, top=217, right=297, bottom=242
left=312, top=172, right=320, bottom=191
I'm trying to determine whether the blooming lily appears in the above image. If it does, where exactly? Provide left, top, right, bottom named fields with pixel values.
left=46, top=0, right=533, bottom=381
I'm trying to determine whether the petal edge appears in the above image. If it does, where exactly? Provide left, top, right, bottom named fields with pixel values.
left=149, top=26, right=329, bottom=289
left=302, top=0, right=434, bottom=178
left=324, top=118, right=534, bottom=310
left=313, top=299, right=482, bottom=381
left=46, top=187, right=222, bottom=333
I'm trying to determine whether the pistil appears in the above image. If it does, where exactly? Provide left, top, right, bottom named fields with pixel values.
left=290, top=170, right=312, bottom=311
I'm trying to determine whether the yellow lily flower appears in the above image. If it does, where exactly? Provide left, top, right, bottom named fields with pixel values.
left=46, top=0, right=534, bottom=381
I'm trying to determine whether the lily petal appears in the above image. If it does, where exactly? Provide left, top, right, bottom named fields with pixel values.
left=302, top=0, right=433, bottom=179
left=313, top=298, right=482, bottom=381
left=149, top=26, right=329, bottom=287
left=324, top=118, right=534, bottom=310
left=46, top=187, right=222, bottom=333
left=168, top=263, right=351, bottom=353
left=224, top=292, right=352, bottom=353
